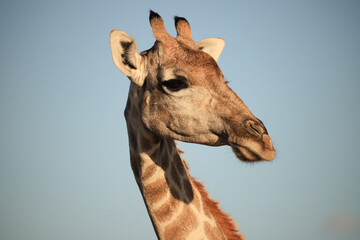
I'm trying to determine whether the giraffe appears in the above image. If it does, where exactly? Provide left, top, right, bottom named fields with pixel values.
left=110, top=11, right=275, bottom=240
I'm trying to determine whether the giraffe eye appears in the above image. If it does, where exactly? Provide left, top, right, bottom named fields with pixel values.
left=162, top=78, right=189, bottom=92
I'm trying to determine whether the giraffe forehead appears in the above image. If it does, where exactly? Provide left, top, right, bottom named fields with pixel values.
left=159, top=50, right=222, bottom=82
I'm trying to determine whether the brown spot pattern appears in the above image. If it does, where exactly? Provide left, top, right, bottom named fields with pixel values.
left=154, top=196, right=180, bottom=223
left=142, top=164, right=157, bottom=181
left=163, top=207, right=198, bottom=240
left=143, top=178, right=168, bottom=203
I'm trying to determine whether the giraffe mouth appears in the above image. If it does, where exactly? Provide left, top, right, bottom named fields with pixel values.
left=230, top=134, right=275, bottom=162
left=231, top=146, right=263, bottom=162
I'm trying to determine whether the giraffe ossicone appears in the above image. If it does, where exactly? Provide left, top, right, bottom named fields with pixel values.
left=110, top=10, right=275, bottom=240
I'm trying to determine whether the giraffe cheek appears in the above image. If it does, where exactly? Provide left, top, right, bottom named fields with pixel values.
left=141, top=92, right=162, bottom=133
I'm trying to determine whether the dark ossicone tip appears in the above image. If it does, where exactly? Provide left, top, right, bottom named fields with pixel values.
left=174, top=16, right=189, bottom=27
left=149, top=10, right=161, bottom=21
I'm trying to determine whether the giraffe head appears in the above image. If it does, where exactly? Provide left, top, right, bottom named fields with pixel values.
left=110, top=11, right=275, bottom=162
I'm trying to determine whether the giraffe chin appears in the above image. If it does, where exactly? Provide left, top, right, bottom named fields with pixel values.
left=230, top=135, right=276, bottom=162
left=232, top=146, right=263, bottom=162
left=231, top=146, right=275, bottom=162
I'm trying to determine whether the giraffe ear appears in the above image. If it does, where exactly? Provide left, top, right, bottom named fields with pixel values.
left=110, top=30, right=147, bottom=87
left=196, top=38, right=225, bottom=62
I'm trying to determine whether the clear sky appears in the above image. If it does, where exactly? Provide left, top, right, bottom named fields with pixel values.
left=1, top=0, right=359, bottom=239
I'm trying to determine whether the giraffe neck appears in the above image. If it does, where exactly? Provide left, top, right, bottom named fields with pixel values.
left=125, top=83, right=227, bottom=239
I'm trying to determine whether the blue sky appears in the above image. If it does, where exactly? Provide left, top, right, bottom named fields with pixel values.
left=1, top=0, right=359, bottom=239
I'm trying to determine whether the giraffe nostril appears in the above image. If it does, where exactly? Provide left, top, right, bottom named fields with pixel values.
left=250, top=123, right=260, bottom=134
left=245, top=119, right=264, bottom=137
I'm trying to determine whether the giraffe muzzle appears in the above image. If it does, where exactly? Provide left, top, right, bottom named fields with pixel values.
left=228, top=119, right=275, bottom=162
